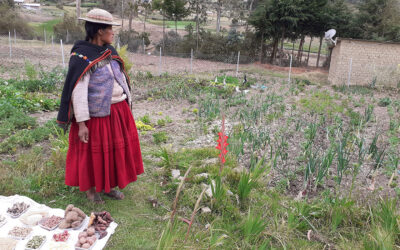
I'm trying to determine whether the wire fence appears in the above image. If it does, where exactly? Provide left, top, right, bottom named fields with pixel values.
left=2, top=32, right=398, bottom=88
left=0, top=33, right=249, bottom=78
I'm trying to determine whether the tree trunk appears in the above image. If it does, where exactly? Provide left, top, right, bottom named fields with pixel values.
left=245, top=0, right=255, bottom=33
left=280, top=29, right=285, bottom=66
left=306, top=37, right=313, bottom=66
left=129, top=12, right=133, bottom=31
left=162, top=11, right=165, bottom=51
left=270, top=38, right=279, bottom=64
left=260, top=33, right=264, bottom=64
left=297, top=35, right=305, bottom=64
left=196, top=2, right=199, bottom=51
left=216, top=1, right=221, bottom=33
left=76, top=0, right=81, bottom=23
left=316, top=35, right=323, bottom=68
left=143, top=9, right=147, bottom=33
left=121, top=0, right=124, bottom=28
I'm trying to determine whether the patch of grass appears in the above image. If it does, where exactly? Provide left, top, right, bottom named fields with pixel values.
left=0, top=120, right=57, bottom=154
left=30, top=19, right=62, bottom=37
left=153, top=131, right=168, bottom=144
left=332, top=85, right=374, bottom=95
left=299, top=90, right=345, bottom=117
left=147, top=19, right=196, bottom=30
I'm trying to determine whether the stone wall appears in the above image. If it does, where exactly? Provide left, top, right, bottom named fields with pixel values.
left=328, top=39, right=400, bottom=87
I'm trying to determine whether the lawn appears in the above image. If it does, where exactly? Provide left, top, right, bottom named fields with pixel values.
left=147, top=19, right=196, bottom=30
left=1, top=59, right=400, bottom=249
left=30, top=19, right=62, bottom=37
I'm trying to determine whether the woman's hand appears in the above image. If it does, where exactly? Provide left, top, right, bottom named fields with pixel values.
left=78, top=122, right=89, bottom=143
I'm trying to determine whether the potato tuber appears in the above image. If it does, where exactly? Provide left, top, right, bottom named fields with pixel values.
left=79, top=237, right=86, bottom=244
left=58, top=220, right=71, bottom=229
left=65, top=211, right=79, bottom=223
left=87, top=227, right=95, bottom=236
left=72, top=207, right=86, bottom=218
left=82, top=243, right=90, bottom=249
left=78, top=232, right=87, bottom=238
left=71, top=220, right=82, bottom=228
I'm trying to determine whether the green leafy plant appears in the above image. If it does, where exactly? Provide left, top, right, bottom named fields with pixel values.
left=378, top=97, right=391, bottom=107
left=153, top=131, right=168, bottom=144
left=157, top=119, right=166, bottom=127
left=211, top=175, right=226, bottom=207
left=24, top=61, right=37, bottom=80
left=242, top=210, right=266, bottom=243
left=141, top=114, right=151, bottom=125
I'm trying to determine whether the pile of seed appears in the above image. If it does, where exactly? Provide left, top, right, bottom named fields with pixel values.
left=40, top=215, right=63, bottom=229
left=8, top=226, right=32, bottom=238
left=26, top=235, right=46, bottom=249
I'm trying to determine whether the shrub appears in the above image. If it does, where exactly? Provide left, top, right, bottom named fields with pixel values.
left=0, top=4, right=34, bottom=39
left=53, top=14, right=85, bottom=44
left=119, top=30, right=150, bottom=53
left=116, top=45, right=133, bottom=73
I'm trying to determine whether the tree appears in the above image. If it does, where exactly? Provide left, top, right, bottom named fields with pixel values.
left=125, top=0, right=139, bottom=31
left=189, top=0, right=207, bottom=50
left=163, top=0, right=190, bottom=33
left=355, top=0, right=400, bottom=42
left=141, top=0, right=153, bottom=33
left=212, top=0, right=237, bottom=33
left=313, top=0, right=354, bottom=67
left=248, top=0, right=270, bottom=63
left=250, top=0, right=304, bottom=64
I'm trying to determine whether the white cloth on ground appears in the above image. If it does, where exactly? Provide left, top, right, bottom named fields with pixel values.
left=0, top=195, right=118, bottom=250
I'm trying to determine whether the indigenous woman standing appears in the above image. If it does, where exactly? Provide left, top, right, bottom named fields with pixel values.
left=57, top=9, right=144, bottom=203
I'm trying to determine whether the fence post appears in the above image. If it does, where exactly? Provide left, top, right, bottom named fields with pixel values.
left=44, top=29, right=47, bottom=45
left=14, top=29, right=16, bottom=44
left=9, top=31, right=12, bottom=58
left=60, top=39, right=65, bottom=69
left=347, top=58, right=353, bottom=87
left=190, top=48, right=193, bottom=74
left=288, top=54, right=293, bottom=83
left=236, top=51, right=240, bottom=77
left=159, top=47, right=162, bottom=76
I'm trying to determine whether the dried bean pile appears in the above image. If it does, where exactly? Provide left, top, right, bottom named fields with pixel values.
left=26, top=235, right=46, bottom=249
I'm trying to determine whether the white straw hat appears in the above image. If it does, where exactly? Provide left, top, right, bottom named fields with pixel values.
left=78, top=8, right=121, bottom=26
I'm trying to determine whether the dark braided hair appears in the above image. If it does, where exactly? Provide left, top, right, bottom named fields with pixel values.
left=84, top=21, right=112, bottom=42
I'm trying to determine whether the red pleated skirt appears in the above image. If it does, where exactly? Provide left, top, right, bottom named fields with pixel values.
left=65, top=101, right=144, bottom=193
